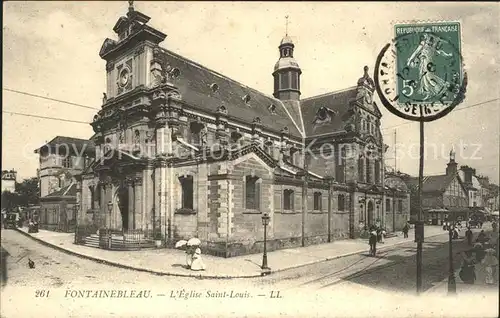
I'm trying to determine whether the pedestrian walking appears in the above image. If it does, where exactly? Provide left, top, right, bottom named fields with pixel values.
left=482, top=249, right=498, bottom=285
left=369, top=231, right=377, bottom=256
left=402, top=223, right=409, bottom=238
left=476, top=230, right=488, bottom=244
left=492, top=221, right=497, bottom=233
left=474, top=243, right=485, bottom=263
left=465, top=227, right=473, bottom=246
left=459, top=250, right=476, bottom=284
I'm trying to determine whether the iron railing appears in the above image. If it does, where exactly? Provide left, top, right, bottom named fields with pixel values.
left=75, top=225, right=158, bottom=250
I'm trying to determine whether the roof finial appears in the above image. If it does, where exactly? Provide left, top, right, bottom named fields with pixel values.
left=285, top=15, right=289, bottom=36
left=128, top=0, right=134, bottom=12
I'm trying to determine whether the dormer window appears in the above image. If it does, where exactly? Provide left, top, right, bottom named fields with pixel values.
left=242, top=94, right=251, bottom=104
left=268, top=104, right=276, bottom=114
left=210, top=83, right=219, bottom=93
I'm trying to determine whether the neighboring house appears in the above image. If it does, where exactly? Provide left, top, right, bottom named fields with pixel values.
left=34, top=136, right=95, bottom=232
left=486, top=184, right=499, bottom=213
left=383, top=171, right=411, bottom=232
left=1, top=170, right=17, bottom=193
left=459, top=166, right=481, bottom=208
left=403, top=149, right=469, bottom=225
left=76, top=4, right=394, bottom=257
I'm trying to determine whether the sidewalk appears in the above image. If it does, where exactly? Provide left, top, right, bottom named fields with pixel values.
left=14, top=225, right=446, bottom=278
left=426, top=267, right=499, bottom=296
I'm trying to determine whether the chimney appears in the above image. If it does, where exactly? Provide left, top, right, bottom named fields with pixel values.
left=460, top=165, right=473, bottom=185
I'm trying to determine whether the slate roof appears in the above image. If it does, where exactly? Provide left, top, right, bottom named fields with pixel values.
left=402, top=174, right=462, bottom=193
left=300, top=87, right=358, bottom=137
left=156, top=48, right=303, bottom=138
left=35, top=136, right=95, bottom=155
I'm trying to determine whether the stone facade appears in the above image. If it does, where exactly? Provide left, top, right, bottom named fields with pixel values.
left=73, top=4, right=411, bottom=256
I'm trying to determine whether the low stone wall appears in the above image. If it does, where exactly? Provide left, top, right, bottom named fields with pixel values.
left=202, top=232, right=351, bottom=258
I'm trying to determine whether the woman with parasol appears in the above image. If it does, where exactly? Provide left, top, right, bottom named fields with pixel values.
left=175, top=238, right=205, bottom=271
left=187, top=238, right=206, bottom=271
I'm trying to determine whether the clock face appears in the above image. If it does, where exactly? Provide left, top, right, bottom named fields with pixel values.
left=119, top=68, right=130, bottom=87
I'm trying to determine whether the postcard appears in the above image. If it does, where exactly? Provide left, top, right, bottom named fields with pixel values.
left=1, top=1, right=499, bottom=317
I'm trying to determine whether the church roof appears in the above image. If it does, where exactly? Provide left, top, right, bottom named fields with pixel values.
left=35, top=136, right=95, bottom=154
left=300, top=87, right=358, bottom=137
left=156, top=48, right=302, bottom=138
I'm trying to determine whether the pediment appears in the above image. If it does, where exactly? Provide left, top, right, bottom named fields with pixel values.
left=99, top=38, right=117, bottom=58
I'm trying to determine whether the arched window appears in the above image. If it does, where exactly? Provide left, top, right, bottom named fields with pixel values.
left=366, top=157, right=372, bottom=184
left=375, top=159, right=381, bottom=184
left=385, top=198, right=391, bottom=213
left=179, top=176, right=194, bottom=210
left=398, top=200, right=403, bottom=213
left=358, top=156, right=365, bottom=182
left=283, top=189, right=295, bottom=211
left=313, top=192, right=322, bottom=211
left=336, top=146, right=346, bottom=183
left=244, top=176, right=261, bottom=210
left=338, top=194, right=345, bottom=211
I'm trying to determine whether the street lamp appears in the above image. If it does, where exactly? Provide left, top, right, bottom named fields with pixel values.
left=447, top=216, right=456, bottom=294
left=74, top=203, right=80, bottom=244
left=261, top=212, right=271, bottom=275
left=107, top=201, right=113, bottom=249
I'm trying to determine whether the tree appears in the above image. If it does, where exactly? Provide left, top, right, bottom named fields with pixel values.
left=1, top=191, right=20, bottom=211
left=15, top=177, right=40, bottom=207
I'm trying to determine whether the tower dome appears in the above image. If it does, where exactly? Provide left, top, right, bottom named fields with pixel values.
left=280, top=35, right=294, bottom=46
left=273, top=33, right=301, bottom=101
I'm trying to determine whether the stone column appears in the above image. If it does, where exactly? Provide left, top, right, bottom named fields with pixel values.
left=197, top=163, right=209, bottom=238
left=127, top=178, right=135, bottom=231
left=134, top=176, right=143, bottom=230
left=144, top=164, right=154, bottom=232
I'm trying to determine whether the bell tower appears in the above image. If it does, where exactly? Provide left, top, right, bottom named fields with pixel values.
left=273, top=16, right=302, bottom=101
left=99, top=1, right=167, bottom=102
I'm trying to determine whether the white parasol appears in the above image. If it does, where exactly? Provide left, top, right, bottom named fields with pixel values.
left=187, top=237, right=201, bottom=246
left=485, top=248, right=496, bottom=254
left=175, top=240, right=188, bottom=249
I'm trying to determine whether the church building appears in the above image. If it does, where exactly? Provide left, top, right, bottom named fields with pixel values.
left=76, top=2, right=409, bottom=256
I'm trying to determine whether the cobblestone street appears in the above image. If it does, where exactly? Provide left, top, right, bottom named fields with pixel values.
left=2, top=228, right=498, bottom=317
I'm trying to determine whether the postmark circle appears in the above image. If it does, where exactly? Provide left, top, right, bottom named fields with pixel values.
left=374, top=26, right=468, bottom=122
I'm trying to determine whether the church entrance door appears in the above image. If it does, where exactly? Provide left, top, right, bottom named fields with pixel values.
left=117, top=186, right=129, bottom=230
left=367, top=201, right=374, bottom=226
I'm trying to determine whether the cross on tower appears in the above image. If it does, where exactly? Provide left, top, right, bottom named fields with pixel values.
left=285, top=15, right=289, bottom=36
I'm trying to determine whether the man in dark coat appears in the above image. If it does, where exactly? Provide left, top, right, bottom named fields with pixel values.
left=402, top=223, right=409, bottom=238
left=465, top=227, right=473, bottom=246
left=369, top=231, right=378, bottom=256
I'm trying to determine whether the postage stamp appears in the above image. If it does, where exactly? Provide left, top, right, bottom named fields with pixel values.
left=394, top=22, right=463, bottom=106
left=374, top=21, right=467, bottom=122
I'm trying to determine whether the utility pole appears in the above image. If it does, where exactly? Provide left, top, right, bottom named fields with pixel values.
left=416, top=121, right=425, bottom=295
left=394, top=129, right=397, bottom=172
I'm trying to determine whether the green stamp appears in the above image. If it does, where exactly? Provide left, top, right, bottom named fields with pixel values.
left=394, top=22, right=462, bottom=106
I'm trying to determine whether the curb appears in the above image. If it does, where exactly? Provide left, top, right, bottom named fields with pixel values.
left=14, top=228, right=259, bottom=279
left=14, top=228, right=446, bottom=279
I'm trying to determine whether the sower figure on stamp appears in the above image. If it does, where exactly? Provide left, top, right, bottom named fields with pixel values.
left=406, top=33, right=453, bottom=101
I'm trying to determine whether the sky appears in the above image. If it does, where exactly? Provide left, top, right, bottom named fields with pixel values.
left=2, top=1, right=499, bottom=184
